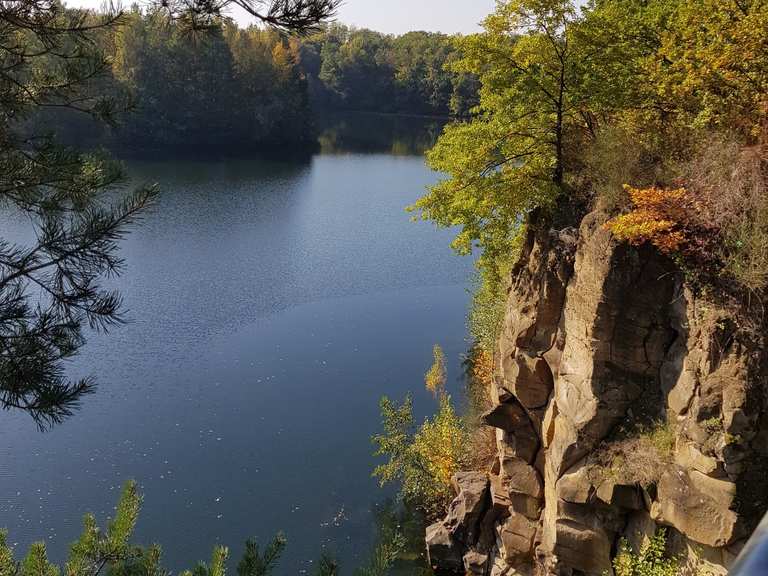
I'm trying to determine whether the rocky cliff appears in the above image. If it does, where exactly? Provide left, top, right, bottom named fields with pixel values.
left=426, top=210, right=768, bottom=575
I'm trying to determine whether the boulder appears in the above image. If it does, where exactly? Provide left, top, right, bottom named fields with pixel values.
left=501, top=456, right=543, bottom=499
left=497, top=513, right=538, bottom=562
left=675, top=441, right=720, bottom=476
left=502, top=351, right=554, bottom=409
left=596, top=480, right=643, bottom=510
left=425, top=522, right=463, bottom=573
left=445, top=471, right=490, bottom=546
left=463, top=551, right=489, bottom=575
left=557, top=462, right=594, bottom=504
left=553, top=520, right=613, bottom=576
left=652, top=467, right=739, bottom=547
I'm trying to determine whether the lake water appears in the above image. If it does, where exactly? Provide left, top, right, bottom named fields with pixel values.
left=0, top=116, right=476, bottom=574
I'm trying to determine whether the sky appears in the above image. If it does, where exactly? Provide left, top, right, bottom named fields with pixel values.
left=66, top=0, right=496, bottom=34
left=334, top=0, right=495, bottom=35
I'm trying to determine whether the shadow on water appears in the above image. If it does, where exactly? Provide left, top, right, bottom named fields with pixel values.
left=58, top=111, right=448, bottom=162
left=316, top=112, right=448, bottom=157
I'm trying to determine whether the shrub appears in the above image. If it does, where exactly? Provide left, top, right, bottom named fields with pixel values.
left=606, top=131, right=768, bottom=292
left=373, top=346, right=470, bottom=519
left=645, top=420, right=676, bottom=460
left=610, top=529, right=679, bottom=576
left=372, top=393, right=468, bottom=519
left=686, top=132, right=768, bottom=291
left=590, top=420, right=676, bottom=487
left=606, top=186, right=697, bottom=255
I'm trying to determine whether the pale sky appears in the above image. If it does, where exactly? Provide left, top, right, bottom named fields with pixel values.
left=335, top=0, right=495, bottom=35
left=67, top=0, right=496, bottom=34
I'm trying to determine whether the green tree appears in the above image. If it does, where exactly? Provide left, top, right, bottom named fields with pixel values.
left=0, top=482, right=291, bottom=576
left=0, top=0, right=155, bottom=428
left=373, top=393, right=468, bottom=519
left=305, top=24, right=477, bottom=116
left=373, top=347, right=468, bottom=518
left=409, top=0, right=583, bottom=281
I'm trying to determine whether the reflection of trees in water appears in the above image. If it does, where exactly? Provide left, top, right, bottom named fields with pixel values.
left=317, top=113, right=447, bottom=157
left=370, top=498, right=434, bottom=576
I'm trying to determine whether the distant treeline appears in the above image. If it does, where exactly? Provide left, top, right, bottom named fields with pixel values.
left=42, top=10, right=478, bottom=154
left=301, top=24, right=479, bottom=117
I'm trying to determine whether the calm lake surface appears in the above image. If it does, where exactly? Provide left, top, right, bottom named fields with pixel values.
left=0, top=115, right=475, bottom=573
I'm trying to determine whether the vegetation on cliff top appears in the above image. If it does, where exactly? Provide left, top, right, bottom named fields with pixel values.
left=412, top=0, right=768, bottom=295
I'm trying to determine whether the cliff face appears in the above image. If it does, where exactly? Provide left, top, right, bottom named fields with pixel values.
left=427, top=211, right=768, bottom=575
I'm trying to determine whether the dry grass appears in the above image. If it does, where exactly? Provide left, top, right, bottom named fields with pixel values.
left=461, top=347, right=498, bottom=472
left=588, top=420, right=676, bottom=487
left=466, top=425, right=498, bottom=472
left=686, top=130, right=768, bottom=291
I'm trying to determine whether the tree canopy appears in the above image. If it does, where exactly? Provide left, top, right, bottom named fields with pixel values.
left=412, top=0, right=768, bottom=291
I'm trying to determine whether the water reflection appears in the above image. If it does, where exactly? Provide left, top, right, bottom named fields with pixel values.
left=316, top=113, right=447, bottom=157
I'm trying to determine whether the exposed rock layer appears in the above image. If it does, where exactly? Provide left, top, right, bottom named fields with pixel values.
left=426, top=211, right=768, bottom=575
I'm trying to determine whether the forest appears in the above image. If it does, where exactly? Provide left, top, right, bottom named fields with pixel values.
left=42, top=11, right=478, bottom=154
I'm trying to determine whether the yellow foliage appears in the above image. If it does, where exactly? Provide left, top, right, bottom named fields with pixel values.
left=412, top=394, right=467, bottom=498
left=606, top=186, right=691, bottom=254
left=468, top=348, right=494, bottom=391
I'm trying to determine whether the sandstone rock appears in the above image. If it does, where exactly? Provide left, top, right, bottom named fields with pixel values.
left=436, top=211, right=768, bottom=576
left=541, top=400, right=558, bottom=449
left=557, top=462, right=594, bottom=504
left=653, top=467, right=739, bottom=547
left=595, top=480, right=643, bottom=510
left=497, top=513, right=537, bottom=562
left=494, top=422, right=539, bottom=465
left=667, top=529, right=731, bottom=576
left=463, top=550, right=489, bottom=575
left=489, top=474, right=512, bottom=520
left=499, top=224, right=575, bottom=361
left=425, top=522, right=462, bottom=573
left=502, top=351, right=553, bottom=409
left=445, top=471, right=489, bottom=546
left=675, top=441, right=720, bottom=476
left=510, top=492, right=542, bottom=520
left=553, top=520, right=612, bottom=576
left=501, top=456, right=543, bottom=499
left=668, top=367, right=698, bottom=416
left=552, top=217, right=681, bottom=474
left=484, top=400, right=533, bottom=435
